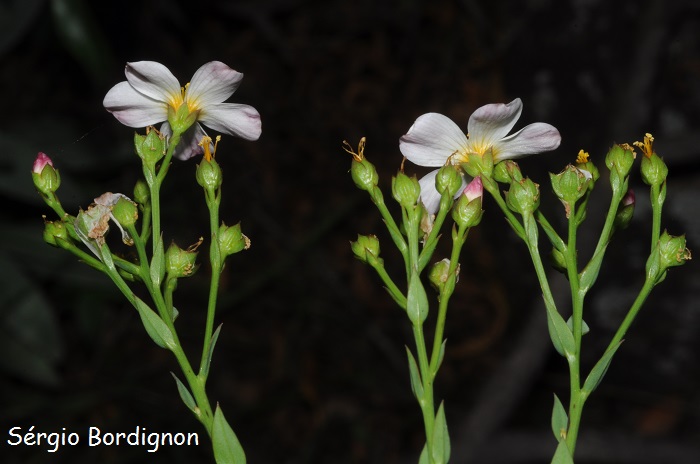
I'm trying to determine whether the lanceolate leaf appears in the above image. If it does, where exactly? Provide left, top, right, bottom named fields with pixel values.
left=133, top=296, right=175, bottom=350
left=551, top=394, right=568, bottom=441
left=201, top=324, right=223, bottom=379
left=431, top=402, right=451, bottom=464
left=405, top=347, right=424, bottom=401
left=582, top=341, right=623, bottom=396
left=407, top=271, right=429, bottom=325
left=212, top=405, right=246, bottom=464
left=544, top=298, right=575, bottom=358
left=171, top=372, right=197, bottom=414
left=551, top=439, right=574, bottom=464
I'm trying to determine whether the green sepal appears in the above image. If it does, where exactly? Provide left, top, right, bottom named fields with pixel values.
left=201, top=324, right=223, bottom=379
left=582, top=341, right=623, bottom=396
left=551, top=394, right=568, bottom=441
left=566, top=316, right=590, bottom=336
left=431, top=401, right=451, bottom=464
left=212, top=404, right=246, bottom=464
left=406, top=271, right=429, bottom=325
left=150, top=234, right=165, bottom=287
left=544, top=299, right=575, bottom=358
left=133, top=297, right=175, bottom=350
left=551, top=439, right=574, bottom=464
left=170, top=372, right=198, bottom=415
left=405, top=347, right=424, bottom=401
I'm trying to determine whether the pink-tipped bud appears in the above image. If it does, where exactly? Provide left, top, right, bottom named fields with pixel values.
left=622, top=188, right=635, bottom=207
left=33, top=152, right=54, bottom=174
left=464, top=176, right=483, bottom=202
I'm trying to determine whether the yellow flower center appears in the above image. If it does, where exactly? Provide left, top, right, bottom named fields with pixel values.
left=633, top=132, right=655, bottom=158
left=198, top=135, right=221, bottom=161
left=576, top=149, right=590, bottom=164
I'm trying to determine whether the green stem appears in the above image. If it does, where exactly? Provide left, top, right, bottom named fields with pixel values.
left=371, top=262, right=407, bottom=309
left=606, top=277, right=656, bottom=352
left=563, top=202, right=585, bottom=455
left=200, top=187, right=222, bottom=377
left=429, top=224, right=468, bottom=375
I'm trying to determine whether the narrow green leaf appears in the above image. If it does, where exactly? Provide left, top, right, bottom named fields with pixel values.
left=551, top=394, right=568, bottom=441
left=418, top=233, right=441, bottom=272
left=551, top=439, right=574, bottom=464
left=405, top=347, right=424, bottom=401
left=170, top=372, right=197, bottom=414
left=133, top=297, right=175, bottom=350
left=582, top=341, right=623, bottom=395
left=566, top=316, right=590, bottom=336
left=150, top=234, right=165, bottom=287
left=544, top=299, right=575, bottom=358
left=201, top=324, right=223, bottom=379
left=212, top=404, right=246, bottom=464
left=418, top=444, right=429, bottom=464
left=435, top=339, right=447, bottom=372
left=406, top=271, right=429, bottom=325
left=579, top=246, right=607, bottom=293
left=431, top=401, right=451, bottom=464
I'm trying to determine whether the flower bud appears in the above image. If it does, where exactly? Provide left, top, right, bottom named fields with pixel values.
left=43, top=220, right=70, bottom=247
left=392, top=172, right=421, bottom=208
left=196, top=157, right=223, bottom=191
left=505, top=178, right=540, bottom=215
left=111, top=196, right=139, bottom=229
left=32, top=152, right=60, bottom=195
left=134, top=179, right=150, bottom=205
left=575, top=150, right=599, bottom=191
left=550, top=164, right=590, bottom=208
left=640, top=153, right=668, bottom=187
left=350, top=157, right=379, bottom=192
left=452, top=177, right=483, bottom=228
left=134, top=127, right=166, bottom=164
left=493, top=160, right=523, bottom=184
left=165, top=240, right=201, bottom=278
left=613, top=189, right=635, bottom=230
left=219, top=223, right=250, bottom=256
left=658, top=231, right=691, bottom=271
left=605, top=144, right=636, bottom=192
left=435, top=165, right=462, bottom=198
left=350, top=234, right=381, bottom=265
left=428, top=258, right=458, bottom=293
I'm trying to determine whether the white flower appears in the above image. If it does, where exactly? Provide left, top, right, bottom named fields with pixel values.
left=399, top=98, right=561, bottom=213
left=103, top=61, right=261, bottom=160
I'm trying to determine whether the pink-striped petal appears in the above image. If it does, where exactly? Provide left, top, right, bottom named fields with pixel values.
left=187, top=61, right=244, bottom=108
left=103, top=81, right=168, bottom=127
left=125, top=61, right=182, bottom=104
left=494, top=122, right=561, bottom=160
left=199, top=103, right=262, bottom=141
left=400, top=113, right=469, bottom=167
left=466, top=99, right=523, bottom=149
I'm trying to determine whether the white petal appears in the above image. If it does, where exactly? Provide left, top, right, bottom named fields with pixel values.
left=103, top=81, right=168, bottom=127
left=494, top=122, right=561, bottom=160
left=187, top=61, right=244, bottom=108
left=199, top=103, right=262, bottom=141
left=467, top=98, right=522, bottom=148
left=399, top=113, right=468, bottom=167
left=418, top=170, right=442, bottom=214
left=125, top=61, right=181, bottom=103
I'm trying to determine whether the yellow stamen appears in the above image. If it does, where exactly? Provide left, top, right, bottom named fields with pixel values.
left=576, top=149, right=590, bottom=164
left=633, top=132, right=654, bottom=158
left=198, top=135, right=221, bottom=161
left=342, top=137, right=366, bottom=162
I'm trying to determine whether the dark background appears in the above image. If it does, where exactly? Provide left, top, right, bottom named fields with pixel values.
left=1, top=0, right=699, bottom=462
